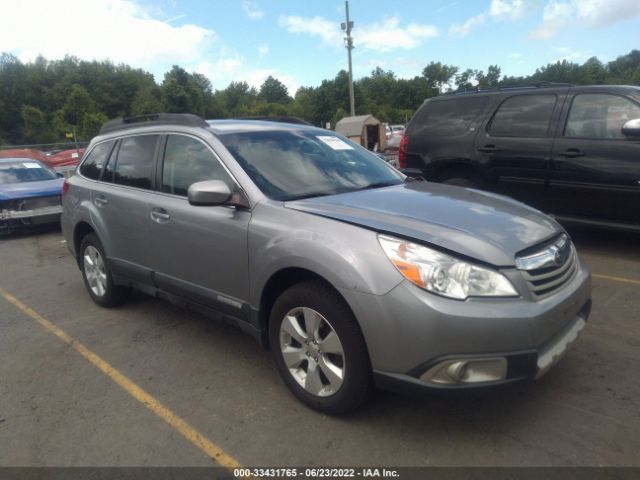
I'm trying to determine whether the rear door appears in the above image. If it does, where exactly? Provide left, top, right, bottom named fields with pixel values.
left=148, top=133, right=251, bottom=317
left=473, top=91, right=566, bottom=211
left=548, top=91, right=640, bottom=224
left=90, top=134, right=160, bottom=283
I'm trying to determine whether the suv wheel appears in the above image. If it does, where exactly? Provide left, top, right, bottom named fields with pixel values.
left=80, top=233, right=130, bottom=307
left=269, top=280, right=372, bottom=414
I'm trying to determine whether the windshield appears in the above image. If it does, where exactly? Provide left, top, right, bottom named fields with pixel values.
left=0, top=160, right=57, bottom=184
left=219, top=129, right=403, bottom=200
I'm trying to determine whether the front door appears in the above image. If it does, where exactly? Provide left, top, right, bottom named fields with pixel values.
left=548, top=92, right=640, bottom=224
left=148, top=133, right=251, bottom=317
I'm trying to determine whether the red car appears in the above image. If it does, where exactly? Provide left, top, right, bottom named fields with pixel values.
left=43, top=148, right=85, bottom=168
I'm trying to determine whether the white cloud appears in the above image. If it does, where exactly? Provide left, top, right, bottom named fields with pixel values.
left=278, top=15, right=342, bottom=47
left=279, top=15, right=438, bottom=52
left=242, top=1, right=264, bottom=20
left=358, top=17, right=438, bottom=52
left=450, top=0, right=536, bottom=37
left=258, top=44, right=270, bottom=57
left=449, top=13, right=487, bottom=37
left=531, top=0, right=640, bottom=39
left=489, top=0, right=533, bottom=20
left=2, top=0, right=215, bottom=78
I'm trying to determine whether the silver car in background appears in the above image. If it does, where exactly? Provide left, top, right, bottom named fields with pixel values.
left=61, top=114, right=591, bottom=414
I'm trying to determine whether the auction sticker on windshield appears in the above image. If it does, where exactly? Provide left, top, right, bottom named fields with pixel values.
left=316, top=136, right=353, bottom=150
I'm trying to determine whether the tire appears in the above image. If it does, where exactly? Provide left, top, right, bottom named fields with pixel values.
left=79, top=233, right=130, bottom=307
left=269, top=280, right=372, bottom=415
left=442, top=176, right=479, bottom=188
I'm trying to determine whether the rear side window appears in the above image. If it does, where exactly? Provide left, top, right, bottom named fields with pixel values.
left=565, top=93, right=640, bottom=139
left=161, top=135, right=234, bottom=196
left=411, top=97, right=489, bottom=136
left=489, top=94, right=557, bottom=138
left=112, top=135, right=158, bottom=190
left=79, top=141, right=114, bottom=180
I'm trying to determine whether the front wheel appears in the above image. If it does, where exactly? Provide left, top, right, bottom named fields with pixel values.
left=80, top=233, right=130, bottom=307
left=269, top=280, right=372, bottom=414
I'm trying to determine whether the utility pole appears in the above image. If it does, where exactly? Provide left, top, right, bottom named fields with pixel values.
left=341, top=1, right=355, bottom=116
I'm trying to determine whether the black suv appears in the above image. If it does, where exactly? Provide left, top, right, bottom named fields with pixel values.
left=399, top=84, right=640, bottom=231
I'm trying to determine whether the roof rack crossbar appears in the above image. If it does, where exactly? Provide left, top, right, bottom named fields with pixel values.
left=99, top=113, right=209, bottom=134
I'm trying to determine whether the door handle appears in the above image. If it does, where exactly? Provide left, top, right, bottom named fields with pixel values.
left=150, top=208, right=170, bottom=223
left=477, top=145, right=499, bottom=154
left=94, top=196, right=107, bottom=207
left=558, top=149, right=585, bottom=158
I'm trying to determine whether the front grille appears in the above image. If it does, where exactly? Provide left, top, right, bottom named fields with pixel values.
left=516, top=234, right=578, bottom=300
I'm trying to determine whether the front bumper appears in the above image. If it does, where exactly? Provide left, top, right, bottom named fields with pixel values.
left=339, top=255, right=592, bottom=392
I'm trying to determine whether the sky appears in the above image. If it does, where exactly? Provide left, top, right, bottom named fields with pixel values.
left=3, top=0, right=640, bottom=95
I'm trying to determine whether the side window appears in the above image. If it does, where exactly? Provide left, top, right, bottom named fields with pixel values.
left=565, top=94, right=640, bottom=139
left=79, top=141, right=114, bottom=180
left=161, top=135, right=234, bottom=196
left=411, top=97, right=489, bottom=136
left=112, top=135, right=158, bottom=189
left=489, top=94, right=557, bottom=138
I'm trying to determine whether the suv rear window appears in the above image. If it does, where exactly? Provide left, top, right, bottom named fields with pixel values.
left=411, top=97, right=489, bottom=136
left=111, top=135, right=158, bottom=189
left=489, top=94, right=557, bottom=138
left=79, top=141, right=114, bottom=180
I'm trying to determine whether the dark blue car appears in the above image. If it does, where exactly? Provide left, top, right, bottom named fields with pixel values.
left=0, top=157, right=64, bottom=234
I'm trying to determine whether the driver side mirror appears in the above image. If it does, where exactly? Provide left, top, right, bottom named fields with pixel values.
left=622, top=118, right=640, bottom=137
left=187, top=180, right=250, bottom=208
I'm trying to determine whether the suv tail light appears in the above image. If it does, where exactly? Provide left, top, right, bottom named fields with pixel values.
left=398, top=135, right=409, bottom=168
left=62, top=178, right=70, bottom=197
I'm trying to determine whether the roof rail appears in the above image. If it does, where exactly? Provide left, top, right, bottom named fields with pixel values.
left=99, top=113, right=209, bottom=135
left=232, top=115, right=313, bottom=126
left=443, top=81, right=574, bottom=96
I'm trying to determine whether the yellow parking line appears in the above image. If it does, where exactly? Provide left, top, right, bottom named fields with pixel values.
left=0, top=287, right=243, bottom=470
left=592, top=273, right=640, bottom=286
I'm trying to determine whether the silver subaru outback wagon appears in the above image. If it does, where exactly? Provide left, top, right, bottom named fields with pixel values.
left=61, top=113, right=592, bottom=414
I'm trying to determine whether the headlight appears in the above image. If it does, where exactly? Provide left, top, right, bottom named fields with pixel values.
left=378, top=235, right=518, bottom=300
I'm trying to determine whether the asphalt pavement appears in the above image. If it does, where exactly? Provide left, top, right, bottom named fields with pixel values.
left=1, top=225, right=639, bottom=467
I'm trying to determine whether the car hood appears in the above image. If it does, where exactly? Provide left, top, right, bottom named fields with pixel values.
left=285, top=182, right=562, bottom=267
left=0, top=178, right=64, bottom=201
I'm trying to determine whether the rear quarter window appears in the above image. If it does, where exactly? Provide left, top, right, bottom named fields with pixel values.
left=409, top=96, right=490, bottom=137
left=79, top=141, right=114, bottom=180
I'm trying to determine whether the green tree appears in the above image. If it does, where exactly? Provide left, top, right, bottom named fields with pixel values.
left=422, top=61, right=458, bottom=93
left=131, top=86, right=164, bottom=115
left=455, top=69, right=477, bottom=90
left=476, top=65, right=501, bottom=87
left=259, top=76, right=291, bottom=104
left=21, top=105, right=55, bottom=143
left=161, top=65, right=205, bottom=115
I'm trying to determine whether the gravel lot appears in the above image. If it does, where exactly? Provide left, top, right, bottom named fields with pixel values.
left=1, top=225, right=639, bottom=467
